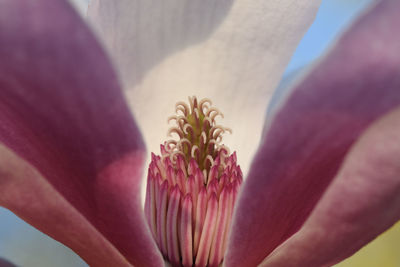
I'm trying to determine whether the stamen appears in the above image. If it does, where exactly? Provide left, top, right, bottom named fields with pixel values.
left=187, top=175, right=198, bottom=214
left=209, top=187, right=230, bottom=266
left=180, top=194, right=193, bottom=267
left=157, top=180, right=169, bottom=256
left=194, top=187, right=208, bottom=257
left=145, top=96, right=242, bottom=267
left=166, top=166, right=176, bottom=185
left=147, top=174, right=157, bottom=239
left=166, top=186, right=181, bottom=266
left=195, top=193, right=218, bottom=267
left=222, top=185, right=235, bottom=255
left=176, top=170, right=186, bottom=194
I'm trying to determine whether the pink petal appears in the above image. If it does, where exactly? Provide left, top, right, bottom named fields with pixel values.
left=0, top=1, right=162, bottom=266
left=88, top=0, right=322, bottom=173
left=226, top=0, right=400, bottom=266
left=262, top=107, right=400, bottom=267
left=0, top=145, right=131, bottom=267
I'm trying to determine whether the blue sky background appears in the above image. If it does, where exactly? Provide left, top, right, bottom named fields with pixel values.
left=0, top=0, right=374, bottom=266
left=287, top=0, right=373, bottom=74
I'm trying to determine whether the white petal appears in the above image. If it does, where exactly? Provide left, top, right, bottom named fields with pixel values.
left=88, top=0, right=321, bottom=173
left=68, top=0, right=89, bottom=16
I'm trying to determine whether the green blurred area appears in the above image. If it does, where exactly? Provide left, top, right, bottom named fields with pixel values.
left=335, top=222, right=400, bottom=267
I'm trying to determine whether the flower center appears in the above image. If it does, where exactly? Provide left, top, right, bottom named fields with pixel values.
left=144, top=96, right=243, bottom=267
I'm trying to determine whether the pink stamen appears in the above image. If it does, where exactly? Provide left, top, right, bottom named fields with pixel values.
left=157, top=180, right=169, bottom=256
left=180, top=194, right=193, bottom=267
left=177, top=155, right=187, bottom=176
left=195, top=193, right=218, bottom=267
left=148, top=174, right=157, bottom=240
left=144, top=97, right=243, bottom=267
left=222, top=185, right=234, bottom=255
left=166, top=166, right=176, bottom=186
left=176, top=169, right=186, bottom=194
left=194, top=187, right=208, bottom=257
left=167, top=185, right=181, bottom=266
left=209, top=187, right=230, bottom=266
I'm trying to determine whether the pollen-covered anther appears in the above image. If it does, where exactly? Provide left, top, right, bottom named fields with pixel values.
left=145, top=96, right=243, bottom=267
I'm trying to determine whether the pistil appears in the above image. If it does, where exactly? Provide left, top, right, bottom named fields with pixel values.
left=144, top=96, right=242, bottom=267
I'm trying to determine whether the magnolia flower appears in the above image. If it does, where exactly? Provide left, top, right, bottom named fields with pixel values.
left=0, top=0, right=400, bottom=266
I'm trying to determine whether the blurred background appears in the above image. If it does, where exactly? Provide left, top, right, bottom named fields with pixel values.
left=2, top=0, right=400, bottom=266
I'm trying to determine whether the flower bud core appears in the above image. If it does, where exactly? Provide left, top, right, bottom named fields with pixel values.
left=145, top=96, right=242, bottom=267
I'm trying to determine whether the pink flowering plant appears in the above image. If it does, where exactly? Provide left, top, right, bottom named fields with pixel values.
left=1, top=0, right=400, bottom=266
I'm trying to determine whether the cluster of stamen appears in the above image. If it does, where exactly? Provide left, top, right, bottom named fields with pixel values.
left=145, top=97, right=243, bottom=267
